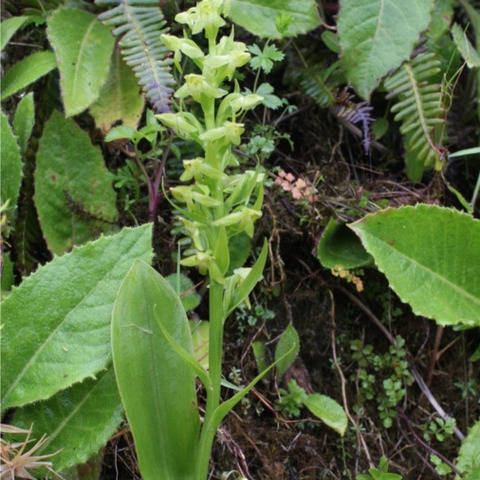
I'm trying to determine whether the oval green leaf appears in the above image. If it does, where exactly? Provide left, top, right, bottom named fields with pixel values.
left=13, top=92, right=35, bottom=155
left=229, top=0, right=321, bottom=39
left=337, top=0, right=435, bottom=99
left=89, top=46, right=144, bottom=133
left=303, top=393, right=348, bottom=435
left=0, top=51, right=57, bottom=101
left=349, top=205, right=480, bottom=327
left=47, top=8, right=115, bottom=116
left=13, top=366, right=123, bottom=473
left=112, top=260, right=200, bottom=480
left=317, top=218, right=372, bottom=269
left=275, top=322, right=299, bottom=379
left=35, top=111, right=118, bottom=255
left=1, top=16, right=27, bottom=51
left=1, top=224, right=153, bottom=410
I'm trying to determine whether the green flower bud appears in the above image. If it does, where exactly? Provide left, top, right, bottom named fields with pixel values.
left=204, top=48, right=250, bottom=81
left=217, top=93, right=263, bottom=121
left=213, top=207, right=262, bottom=237
left=175, top=74, right=227, bottom=102
left=199, top=121, right=244, bottom=145
left=180, top=159, right=226, bottom=182
left=180, top=251, right=225, bottom=282
left=161, top=34, right=205, bottom=72
left=171, top=186, right=221, bottom=208
left=176, top=1, right=226, bottom=41
left=156, top=112, right=203, bottom=139
left=180, top=251, right=212, bottom=275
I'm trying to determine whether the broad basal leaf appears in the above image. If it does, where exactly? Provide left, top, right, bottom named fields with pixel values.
left=13, top=366, right=123, bottom=473
left=337, top=0, right=436, bottom=99
left=350, top=205, right=480, bottom=327
left=229, top=0, right=321, bottom=39
left=47, top=8, right=115, bottom=116
left=112, top=260, right=199, bottom=480
left=1, top=224, right=153, bottom=410
left=35, top=110, right=118, bottom=255
left=303, top=393, right=348, bottom=435
left=89, top=46, right=145, bottom=134
left=0, top=51, right=57, bottom=101
left=317, top=218, right=372, bottom=269
left=0, top=111, right=23, bottom=211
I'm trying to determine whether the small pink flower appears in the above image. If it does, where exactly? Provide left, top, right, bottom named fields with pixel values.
left=292, top=187, right=303, bottom=199
left=295, top=178, right=306, bottom=190
left=285, top=173, right=295, bottom=182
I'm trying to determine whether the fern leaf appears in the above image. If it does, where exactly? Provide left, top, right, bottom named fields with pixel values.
left=384, top=52, right=447, bottom=173
left=288, top=59, right=341, bottom=108
left=95, top=0, right=174, bottom=113
left=334, top=91, right=374, bottom=153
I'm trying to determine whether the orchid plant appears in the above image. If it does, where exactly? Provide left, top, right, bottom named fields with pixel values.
left=110, top=1, right=293, bottom=478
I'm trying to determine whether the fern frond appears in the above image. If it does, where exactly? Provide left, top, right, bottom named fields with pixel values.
left=96, top=0, right=175, bottom=113
left=384, top=52, right=447, bottom=172
left=288, top=59, right=341, bottom=108
left=334, top=91, right=374, bottom=153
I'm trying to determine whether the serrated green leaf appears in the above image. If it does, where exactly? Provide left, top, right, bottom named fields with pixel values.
left=89, top=46, right=145, bottom=133
left=112, top=260, right=199, bottom=480
left=338, top=0, right=436, bottom=99
left=349, top=205, right=480, bottom=327
left=249, top=44, right=284, bottom=74
left=303, top=393, right=348, bottom=435
left=1, top=16, right=27, bottom=51
left=317, top=218, right=372, bottom=269
left=13, top=366, right=123, bottom=473
left=13, top=92, right=35, bottom=155
left=0, top=111, right=23, bottom=211
left=457, top=420, right=480, bottom=474
left=34, top=111, right=118, bottom=254
left=166, top=272, right=201, bottom=312
left=229, top=0, right=321, bottom=39
left=275, top=322, right=299, bottom=379
left=0, top=51, right=57, bottom=101
left=0, top=224, right=153, bottom=410
left=451, top=23, right=480, bottom=68
left=47, top=8, right=115, bottom=116
left=254, top=82, right=283, bottom=110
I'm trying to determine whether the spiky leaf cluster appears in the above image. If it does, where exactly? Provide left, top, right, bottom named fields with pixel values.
left=96, top=0, right=175, bottom=113
left=384, top=52, right=446, bottom=173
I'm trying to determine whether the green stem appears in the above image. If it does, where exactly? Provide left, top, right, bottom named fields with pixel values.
left=196, top=278, right=224, bottom=479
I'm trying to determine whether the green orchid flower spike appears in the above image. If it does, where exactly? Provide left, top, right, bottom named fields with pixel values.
left=111, top=1, right=292, bottom=480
